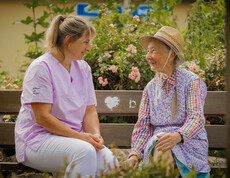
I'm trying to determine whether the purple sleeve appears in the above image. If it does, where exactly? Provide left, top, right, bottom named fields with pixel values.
left=22, top=64, right=53, bottom=105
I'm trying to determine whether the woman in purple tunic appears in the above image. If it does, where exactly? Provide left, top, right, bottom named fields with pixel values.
left=15, top=15, right=118, bottom=178
left=126, top=26, right=210, bottom=177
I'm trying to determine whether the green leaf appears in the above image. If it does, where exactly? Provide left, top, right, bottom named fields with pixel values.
left=88, top=2, right=100, bottom=11
left=24, top=0, right=39, bottom=9
left=37, top=11, right=49, bottom=28
left=21, top=16, right=33, bottom=25
left=24, top=32, right=45, bottom=42
left=56, top=0, right=68, bottom=5
left=118, top=14, right=129, bottom=24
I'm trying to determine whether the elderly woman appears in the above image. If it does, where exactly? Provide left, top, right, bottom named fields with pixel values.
left=126, top=26, right=210, bottom=177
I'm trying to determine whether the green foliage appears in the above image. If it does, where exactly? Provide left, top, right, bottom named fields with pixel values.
left=2, top=115, right=18, bottom=123
left=147, top=0, right=181, bottom=26
left=0, top=0, right=76, bottom=88
left=7, top=0, right=226, bottom=91
left=45, top=0, right=76, bottom=17
left=204, top=47, right=226, bottom=91
left=211, top=169, right=227, bottom=178
left=100, top=162, right=180, bottom=178
left=209, top=150, right=226, bottom=158
left=84, top=0, right=181, bottom=90
left=15, top=0, right=76, bottom=73
left=20, top=0, right=47, bottom=60
left=183, top=0, right=226, bottom=91
left=184, top=0, right=226, bottom=68
left=41, top=154, right=198, bottom=178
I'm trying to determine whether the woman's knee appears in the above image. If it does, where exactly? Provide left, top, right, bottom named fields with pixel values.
left=97, top=147, right=119, bottom=171
left=66, top=141, right=98, bottom=177
left=70, top=141, right=97, bottom=162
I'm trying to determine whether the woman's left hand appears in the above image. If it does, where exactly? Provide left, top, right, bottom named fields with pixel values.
left=155, top=132, right=182, bottom=151
left=93, top=133, right=104, bottom=145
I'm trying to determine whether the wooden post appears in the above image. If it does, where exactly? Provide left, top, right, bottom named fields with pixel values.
left=226, top=0, right=230, bottom=177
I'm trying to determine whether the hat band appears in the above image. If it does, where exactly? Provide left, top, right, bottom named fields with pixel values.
left=154, top=35, right=179, bottom=53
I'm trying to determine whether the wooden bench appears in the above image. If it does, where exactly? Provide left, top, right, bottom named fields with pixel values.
left=0, top=90, right=227, bottom=174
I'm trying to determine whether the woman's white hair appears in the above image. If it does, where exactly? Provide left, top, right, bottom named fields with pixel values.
left=157, top=39, right=180, bottom=69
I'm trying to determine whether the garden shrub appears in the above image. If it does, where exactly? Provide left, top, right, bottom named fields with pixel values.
left=0, top=0, right=226, bottom=92
left=84, top=0, right=181, bottom=90
left=84, top=0, right=226, bottom=91
left=183, top=0, right=226, bottom=91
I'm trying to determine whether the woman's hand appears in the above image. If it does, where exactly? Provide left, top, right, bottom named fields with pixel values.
left=123, top=155, right=139, bottom=170
left=155, top=132, right=182, bottom=151
left=93, top=133, right=104, bottom=145
left=79, top=133, right=104, bottom=151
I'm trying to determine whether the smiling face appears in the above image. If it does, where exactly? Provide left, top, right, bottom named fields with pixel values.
left=146, top=38, right=175, bottom=75
left=66, top=30, right=91, bottom=60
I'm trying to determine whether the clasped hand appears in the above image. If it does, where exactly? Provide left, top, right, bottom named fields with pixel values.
left=80, top=133, right=104, bottom=151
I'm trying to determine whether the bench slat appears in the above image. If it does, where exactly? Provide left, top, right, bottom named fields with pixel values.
left=96, top=90, right=141, bottom=115
left=0, top=162, right=38, bottom=172
left=0, top=122, right=14, bottom=146
left=0, top=123, right=226, bottom=149
left=100, top=123, right=134, bottom=147
left=0, top=90, right=21, bottom=114
left=205, top=125, right=227, bottom=149
left=0, top=90, right=227, bottom=116
left=205, top=91, right=226, bottom=116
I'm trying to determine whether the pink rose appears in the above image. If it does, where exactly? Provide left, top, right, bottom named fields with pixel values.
left=128, top=66, right=141, bottom=82
left=126, top=44, right=137, bottom=54
left=102, top=78, right=108, bottom=86
left=133, top=15, right=140, bottom=22
left=132, top=48, right=137, bottom=53
left=109, top=65, right=117, bottom=73
left=98, top=77, right=103, bottom=84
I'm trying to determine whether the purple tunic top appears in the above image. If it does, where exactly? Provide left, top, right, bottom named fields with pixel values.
left=130, top=69, right=210, bottom=173
left=15, top=53, right=97, bottom=163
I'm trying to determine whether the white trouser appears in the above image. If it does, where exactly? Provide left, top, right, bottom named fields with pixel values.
left=23, top=135, right=119, bottom=178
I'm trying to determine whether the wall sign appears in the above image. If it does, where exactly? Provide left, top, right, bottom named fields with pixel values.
left=76, top=3, right=167, bottom=17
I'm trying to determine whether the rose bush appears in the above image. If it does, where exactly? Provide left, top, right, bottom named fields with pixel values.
left=0, top=0, right=226, bottom=92
left=0, top=71, right=22, bottom=90
left=84, top=1, right=180, bottom=90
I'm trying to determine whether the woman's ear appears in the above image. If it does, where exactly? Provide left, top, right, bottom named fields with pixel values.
left=170, top=51, right=177, bottom=60
left=64, top=35, right=71, bottom=48
left=169, top=50, right=177, bottom=64
left=171, top=51, right=177, bottom=58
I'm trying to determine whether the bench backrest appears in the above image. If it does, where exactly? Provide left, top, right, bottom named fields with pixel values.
left=0, top=90, right=227, bottom=149
left=0, top=90, right=226, bottom=116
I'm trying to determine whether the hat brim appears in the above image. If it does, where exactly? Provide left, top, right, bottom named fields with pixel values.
left=140, top=36, right=184, bottom=64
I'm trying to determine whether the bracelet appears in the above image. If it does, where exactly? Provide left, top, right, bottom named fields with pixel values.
left=128, top=153, right=140, bottom=162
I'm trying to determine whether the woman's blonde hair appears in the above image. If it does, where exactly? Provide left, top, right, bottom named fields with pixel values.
left=45, top=15, right=95, bottom=54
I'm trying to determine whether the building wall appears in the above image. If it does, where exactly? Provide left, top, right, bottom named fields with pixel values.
left=0, top=0, right=192, bottom=77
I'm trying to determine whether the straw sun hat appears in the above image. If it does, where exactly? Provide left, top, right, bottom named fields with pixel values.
left=140, top=26, right=185, bottom=64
